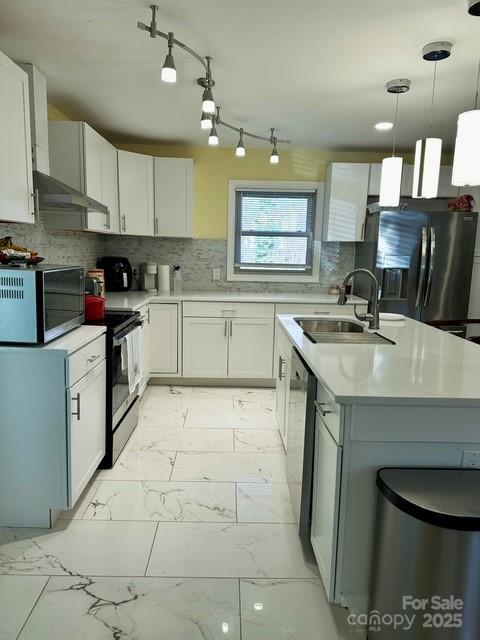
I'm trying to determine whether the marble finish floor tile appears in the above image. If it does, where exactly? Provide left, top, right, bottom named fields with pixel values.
left=0, top=520, right=156, bottom=577
left=171, top=452, right=287, bottom=483
left=0, top=575, right=48, bottom=640
left=59, top=477, right=100, bottom=520
left=240, top=579, right=351, bottom=640
left=233, top=398, right=274, bottom=412
left=184, top=409, right=277, bottom=430
left=127, top=427, right=234, bottom=452
left=19, top=577, right=240, bottom=640
left=83, top=480, right=236, bottom=523
left=191, top=386, right=238, bottom=398
left=97, top=450, right=175, bottom=481
left=145, top=394, right=234, bottom=411
left=234, top=388, right=275, bottom=402
left=147, top=523, right=318, bottom=578
left=234, top=429, right=284, bottom=453
left=147, top=385, right=194, bottom=398
left=237, top=484, right=296, bottom=523
left=138, top=406, right=187, bottom=428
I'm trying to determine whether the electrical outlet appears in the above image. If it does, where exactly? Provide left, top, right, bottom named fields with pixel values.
left=462, top=450, right=480, bottom=468
left=212, top=268, right=221, bottom=281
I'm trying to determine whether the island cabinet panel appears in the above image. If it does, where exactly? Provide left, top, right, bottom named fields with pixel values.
left=274, top=323, right=292, bottom=444
left=311, top=414, right=343, bottom=601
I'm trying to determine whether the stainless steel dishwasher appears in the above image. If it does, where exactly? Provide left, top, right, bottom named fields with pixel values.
left=287, top=348, right=317, bottom=540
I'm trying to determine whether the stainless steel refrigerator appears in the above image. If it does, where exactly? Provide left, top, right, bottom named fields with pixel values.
left=354, top=208, right=478, bottom=322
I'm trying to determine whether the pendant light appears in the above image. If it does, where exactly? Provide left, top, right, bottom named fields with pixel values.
left=452, top=58, right=480, bottom=186
left=200, top=111, right=212, bottom=130
left=236, top=129, right=246, bottom=157
left=269, top=129, right=279, bottom=164
left=379, top=79, right=410, bottom=207
left=161, top=32, right=177, bottom=83
left=412, top=42, right=451, bottom=199
left=201, top=57, right=216, bottom=114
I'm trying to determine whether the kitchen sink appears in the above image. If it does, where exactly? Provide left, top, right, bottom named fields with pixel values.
left=294, top=317, right=394, bottom=345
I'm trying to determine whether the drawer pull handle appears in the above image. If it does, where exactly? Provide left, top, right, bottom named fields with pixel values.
left=314, top=400, right=332, bottom=416
left=87, top=354, right=100, bottom=363
left=72, top=393, right=81, bottom=421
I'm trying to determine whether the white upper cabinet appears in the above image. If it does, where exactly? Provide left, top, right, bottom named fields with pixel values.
left=322, top=163, right=370, bottom=242
left=0, top=51, right=34, bottom=224
left=48, top=121, right=119, bottom=233
left=118, top=150, right=154, bottom=236
left=154, top=157, right=194, bottom=237
left=368, top=163, right=458, bottom=198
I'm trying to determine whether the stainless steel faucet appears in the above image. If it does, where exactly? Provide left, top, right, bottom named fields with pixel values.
left=338, top=268, right=380, bottom=330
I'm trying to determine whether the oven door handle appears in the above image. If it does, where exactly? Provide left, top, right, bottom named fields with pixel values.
left=112, top=321, right=143, bottom=346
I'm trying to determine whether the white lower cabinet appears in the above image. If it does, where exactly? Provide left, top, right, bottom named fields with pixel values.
left=67, top=361, right=106, bottom=507
left=183, top=317, right=229, bottom=378
left=149, top=303, right=179, bottom=374
left=137, top=304, right=151, bottom=393
left=311, top=414, right=343, bottom=601
left=228, top=318, right=274, bottom=378
left=274, top=324, right=292, bottom=443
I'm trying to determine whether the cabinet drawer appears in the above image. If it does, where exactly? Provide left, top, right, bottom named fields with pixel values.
left=275, top=303, right=365, bottom=316
left=67, top=335, right=106, bottom=387
left=315, top=383, right=341, bottom=443
left=183, top=301, right=274, bottom=318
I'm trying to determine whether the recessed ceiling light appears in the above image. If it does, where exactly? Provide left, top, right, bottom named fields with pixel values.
left=375, top=122, right=394, bottom=131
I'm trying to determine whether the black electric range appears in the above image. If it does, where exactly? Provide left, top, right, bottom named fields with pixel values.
left=87, top=310, right=142, bottom=467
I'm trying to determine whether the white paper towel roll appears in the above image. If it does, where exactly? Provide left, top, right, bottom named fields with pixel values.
left=157, top=264, right=171, bottom=293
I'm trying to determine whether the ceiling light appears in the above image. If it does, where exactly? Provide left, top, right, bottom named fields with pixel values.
left=236, top=129, right=246, bottom=157
left=270, top=129, right=279, bottom=164
left=202, top=86, right=215, bottom=114
left=379, top=79, right=410, bottom=207
left=452, top=59, right=480, bottom=186
left=161, top=32, right=176, bottom=83
left=200, top=111, right=212, bottom=130
left=208, top=122, right=219, bottom=146
left=468, top=0, right=480, bottom=16
left=412, top=43, right=451, bottom=198
left=375, top=122, right=394, bottom=131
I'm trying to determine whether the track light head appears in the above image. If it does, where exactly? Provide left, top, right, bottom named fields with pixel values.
left=202, top=86, right=215, bottom=114
left=236, top=129, right=246, bottom=157
left=200, top=111, right=212, bottom=129
left=208, top=121, right=219, bottom=146
left=270, top=138, right=279, bottom=164
left=161, top=32, right=176, bottom=83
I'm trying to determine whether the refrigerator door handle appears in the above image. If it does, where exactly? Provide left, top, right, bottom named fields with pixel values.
left=424, top=226, right=436, bottom=307
left=415, top=226, right=429, bottom=308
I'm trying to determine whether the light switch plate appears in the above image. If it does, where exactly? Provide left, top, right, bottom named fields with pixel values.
left=212, top=268, right=221, bottom=281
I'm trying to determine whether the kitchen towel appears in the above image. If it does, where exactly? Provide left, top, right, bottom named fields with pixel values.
left=124, top=326, right=143, bottom=393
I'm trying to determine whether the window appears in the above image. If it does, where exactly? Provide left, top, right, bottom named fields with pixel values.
left=227, top=181, right=323, bottom=283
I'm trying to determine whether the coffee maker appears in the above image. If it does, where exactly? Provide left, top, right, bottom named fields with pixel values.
left=139, top=262, right=157, bottom=292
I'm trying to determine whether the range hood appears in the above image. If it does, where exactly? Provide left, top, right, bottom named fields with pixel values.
left=33, top=170, right=108, bottom=216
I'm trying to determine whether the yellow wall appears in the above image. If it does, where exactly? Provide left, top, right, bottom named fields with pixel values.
left=47, top=103, right=71, bottom=121
left=114, top=143, right=394, bottom=239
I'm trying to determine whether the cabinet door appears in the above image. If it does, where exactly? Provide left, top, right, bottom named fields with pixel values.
left=311, top=417, right=342, bottom=601
left=0, top=51, right=34, bottom=224
left=323, top=163, right=369, bottom=241
left=67, top=361, right=106, bottom=508
left=367, top=163, right=382, bottom=196
left=101, top=145, right=120, bottom=233
left=154, top=158, right=194, bottom=237
left=469, top=258, right=480, bottom=319
left=228, top=318, right=274, bottom=378
left=149, top=304, right=178, bottom=374
left=183, top=317, right=228, bottom=378
left=118, top=150, right=154, bottom=236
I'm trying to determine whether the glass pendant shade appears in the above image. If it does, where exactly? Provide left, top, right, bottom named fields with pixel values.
left=379, top=156, right=403, bottom=207
left=412, top=138, right=442, bottom=198
left=202, top=87, right=215, bottom=114
left=452, top=110, right=480, bottom=186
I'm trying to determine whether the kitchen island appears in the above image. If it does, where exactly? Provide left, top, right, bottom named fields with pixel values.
left=277, top=313, right=480, bottom=614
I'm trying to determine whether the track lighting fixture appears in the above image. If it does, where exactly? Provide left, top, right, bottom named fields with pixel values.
left=138, top=6, right=291, bottom=159
left=379, top=79, right=410, bottom=207
left=236, top=129, right=246, bottom=157
left=412, top=43, right=451, bottom=199
left=161, top=32, right=176, bottom=83
left=200, top=111, right=212, bottom=130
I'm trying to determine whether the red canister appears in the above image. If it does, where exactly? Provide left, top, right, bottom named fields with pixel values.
left=85, top=294, right=105, bottom=322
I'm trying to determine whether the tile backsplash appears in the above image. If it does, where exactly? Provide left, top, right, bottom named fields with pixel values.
left=103, top=237, right=355, bottom=292
left=0, top=215, right=103, bottom=269
left=0, top=220, right=354, bottom=291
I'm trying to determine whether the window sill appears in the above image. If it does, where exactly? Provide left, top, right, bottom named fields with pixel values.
left=226, top=270, right=319, bottom=283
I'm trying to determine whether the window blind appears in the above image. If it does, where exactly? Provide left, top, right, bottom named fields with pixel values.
left=234, top=190, right=317, bottom=274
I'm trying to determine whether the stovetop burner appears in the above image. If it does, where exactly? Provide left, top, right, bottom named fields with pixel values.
left=86, top=310, right=140, bottom=335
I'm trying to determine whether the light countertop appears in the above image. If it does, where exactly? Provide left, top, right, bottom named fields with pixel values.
left=0, top=325, right=106, bottom=356
left=105, top=290, right=366, bottom=311
left=278, top=314, right=480, bottom=406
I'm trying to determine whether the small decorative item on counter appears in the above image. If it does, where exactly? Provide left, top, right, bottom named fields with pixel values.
left=86, top=269, right=105, bottom=298
left=0, top=236, right=43, bottom=264
left=448, top=194, right=474, bottom=212
left=172, top=264, right=182, bottom=294
left=85, top=294, right=105, bottom=322
left=328, top=284, right=341, bottom=295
